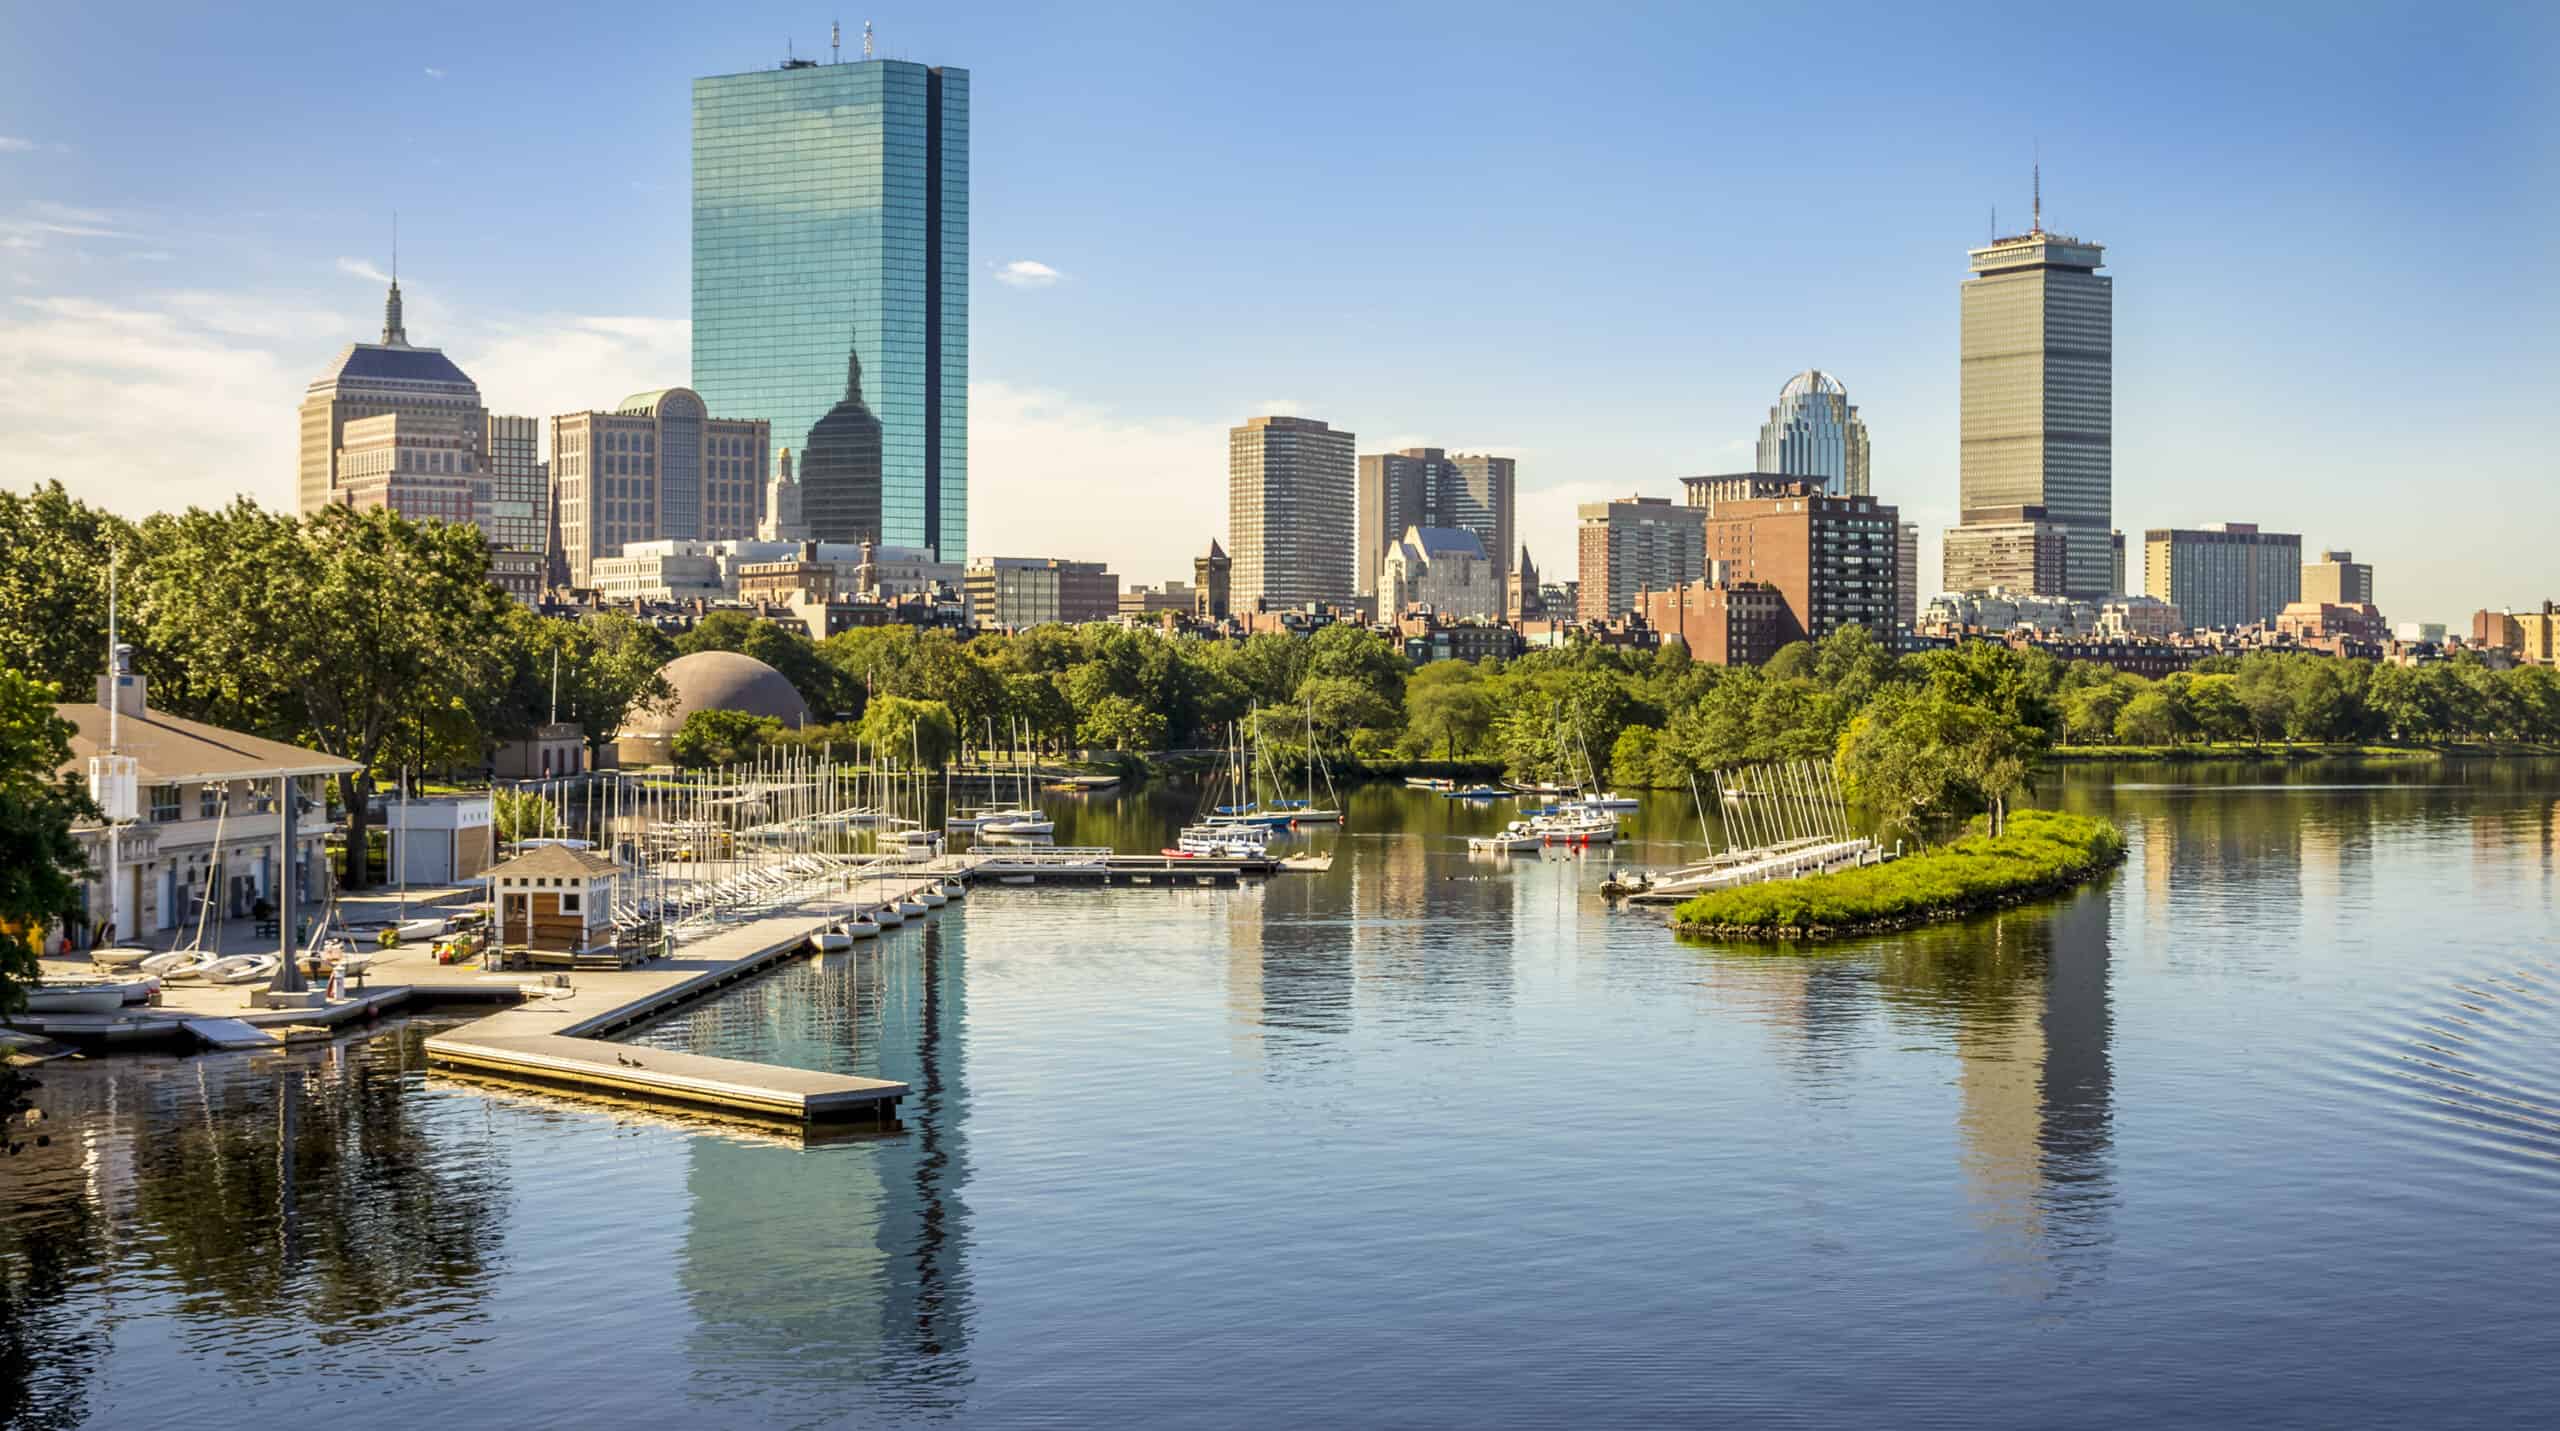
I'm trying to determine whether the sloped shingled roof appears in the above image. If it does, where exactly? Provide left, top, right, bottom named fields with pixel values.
left=57, top=701, right=361, bottom=785
left=484, top=843, right=623, bottom=881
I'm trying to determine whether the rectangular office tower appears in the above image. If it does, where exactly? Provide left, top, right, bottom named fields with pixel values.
left=693, top=55, right=968, bottom=558
left=1231, top=416, right=1357, bottom=611
left=1960, top=220, right=2112, bottom=598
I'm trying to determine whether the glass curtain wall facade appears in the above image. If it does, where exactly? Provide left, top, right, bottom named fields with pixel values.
left=1755, top=370, right=1871, bottom=497
left=693, top=58, right=968, bottom=558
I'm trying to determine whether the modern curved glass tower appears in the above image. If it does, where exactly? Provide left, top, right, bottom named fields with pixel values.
left=693, top=54, right=968, bottom=559
left=1754, top=369, right=1871, bottom=497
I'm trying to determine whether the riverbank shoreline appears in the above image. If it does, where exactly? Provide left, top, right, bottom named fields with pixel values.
left=2045, top=740, right=2559, bottom=764
left=1671, top=810, right=2125, bottom=942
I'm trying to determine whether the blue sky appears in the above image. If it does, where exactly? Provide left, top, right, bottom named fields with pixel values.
left=2, top=0, right=2553, bottom=621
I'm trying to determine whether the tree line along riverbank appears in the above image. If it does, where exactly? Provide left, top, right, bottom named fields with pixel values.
left=1669, top=811, right=2127, bottom=941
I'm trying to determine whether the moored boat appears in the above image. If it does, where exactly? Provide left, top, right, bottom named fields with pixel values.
left=21, top=982, right=126, bottom=1015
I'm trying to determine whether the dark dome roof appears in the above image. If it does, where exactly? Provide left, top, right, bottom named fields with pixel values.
left=621, top=650, right=809, bottom=738
left=312, top=342, right=478, bottom=389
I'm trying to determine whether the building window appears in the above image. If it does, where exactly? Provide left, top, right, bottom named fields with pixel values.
left=149, top=785, right=181, bottom=822
left=561, top=891, right=581, bottom=913
left=199, top=786, right=221, bottom=819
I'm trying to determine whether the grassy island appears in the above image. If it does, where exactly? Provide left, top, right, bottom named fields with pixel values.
left=1672, top=810, right=2125, bottom=941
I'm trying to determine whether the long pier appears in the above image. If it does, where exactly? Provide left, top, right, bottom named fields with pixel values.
left=421, top=861, right=977, bottom=1124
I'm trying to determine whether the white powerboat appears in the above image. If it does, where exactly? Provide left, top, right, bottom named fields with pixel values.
left=1469, top=820, right=1545, bottom=853
left=978, top=814, right=1056, bottom=836
left=1535, top=813, right=1619, bottom=844
left=1176, top=823, right=1270, bottom=858
left=1579, top=793, right=1641, bottom=811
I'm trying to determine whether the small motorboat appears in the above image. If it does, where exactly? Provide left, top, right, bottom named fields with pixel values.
left=202, top=954, right=283, bottom=985
left=809, top=928, right=855, bottom=953
left=1287, top=808, right=1343, bottom=825
left=1535, top=814, right=1618, bottom=844
left=1444, top=786, right=1508, bottom=800
left=1178, top=822, right=1270, bottom=858
left=978, top=815, right=1056, bottom=836
left=1469, top=820, right=1545, bottom=853
left=937, top=880, right=967, bottom=900
left=1579, top=793, right=1641, bottom=811
left=843, top=916, right=881, bottom=941
left=21, top=981, right=126, bottom=1015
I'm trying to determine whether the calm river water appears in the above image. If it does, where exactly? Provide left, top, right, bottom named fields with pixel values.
left=6, top=763, right=2558, bottom=1428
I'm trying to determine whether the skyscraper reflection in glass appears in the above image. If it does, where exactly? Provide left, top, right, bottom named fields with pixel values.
left=693, top=55, right=968, bottom=558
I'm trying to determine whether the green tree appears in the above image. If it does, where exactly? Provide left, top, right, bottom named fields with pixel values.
left=1305, top=624, right=1407, bottom=706
left=0, top=482, right=143, bottom=695
left=670, top=709, right=781, bottom=768
left=1075, top=694, right=1166, bottom=751
left=858, top=695, right=958, bottom=767
left=1002, top=671, right=1079, bottom=752
left=1405, top=662, right=1497, bottom=759
left=2114, top=688, right=2180, bottom=745
left=488, top=608, right=676, bottom=763
left=1296, top=676, right=1399, bottom=750
left=136, top=503, right=510, bottom=889
left=0, top=673, right=95, bottom=1010
left=489, top=789, right=558, bottom=843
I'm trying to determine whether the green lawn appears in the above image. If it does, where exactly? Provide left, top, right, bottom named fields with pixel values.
left=1672, top=809, right=2125, bottom=940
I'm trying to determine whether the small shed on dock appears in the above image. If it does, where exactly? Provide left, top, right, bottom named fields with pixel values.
left=486, top=844, right=623, bottom=961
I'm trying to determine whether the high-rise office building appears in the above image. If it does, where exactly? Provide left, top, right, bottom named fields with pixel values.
left=1229, top=416, right=1356, bottom=610
left=693, top=50, right=968, bottom=558
left=484, top=414, right=549, bottom=559
left=299, top=277, right=487, bottom=516
left=2144, top=523, right=2302, bottom=630
left=1958, top=183, right=2112, bottom=598
left=963, top=557, right=1121, bottom=629
left=1756, top=369, right=1871, bottom=496
left=1356, top=447, right=1514, bottom=597
left=2303, top=549, right=2374, bottom=606
left=1576, top=496, right=1706, bottom=620
left=551, top=388, right=770, bottom=588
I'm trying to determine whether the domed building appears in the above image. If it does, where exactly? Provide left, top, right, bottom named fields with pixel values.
left=615, top=649, right=810, bottom=767
left=1755, top=369, right=1871, bottom=497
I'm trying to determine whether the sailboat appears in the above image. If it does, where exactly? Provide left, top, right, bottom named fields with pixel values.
left=1279, top=689, right=1342, bottom=825
left=976, top=720, right=1054, bottom=836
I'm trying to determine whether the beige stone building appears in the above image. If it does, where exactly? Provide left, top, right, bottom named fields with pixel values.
left=298, top=278, right=489, bottom=515
left=964, top=557, right=1121, bottom=629
left=1576, top=496, right=1705, bottom=620
left=2302, top=549, right=2375, bottom=606
left=552, top=388, right=771, bottom=587
left=1230, top=415, right=1356, bottom=610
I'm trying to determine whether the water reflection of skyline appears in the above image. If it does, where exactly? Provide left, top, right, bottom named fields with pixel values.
left=663, top=915, right=973, bottom=1418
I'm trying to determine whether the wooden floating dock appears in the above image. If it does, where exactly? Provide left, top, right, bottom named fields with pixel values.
left=422, top=861, right=979, bottom=1126
left=422, top=1032, right=904, bottom=1122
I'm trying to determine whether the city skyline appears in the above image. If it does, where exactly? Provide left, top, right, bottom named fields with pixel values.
left=1, top=3, right=2553, bottom=623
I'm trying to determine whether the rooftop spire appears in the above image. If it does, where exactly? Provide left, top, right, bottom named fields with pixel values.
left=2032, top=159, right=2042, bottom=234
left=382, top=211, right=408, bottom=345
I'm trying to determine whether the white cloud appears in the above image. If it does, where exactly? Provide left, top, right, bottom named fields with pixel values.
left=966, top=381, right=1228, bottom=583
left=423, top=67, right=447, bottom=79
left=0, top=137, right=34, bottom=153
left=993, top=259, right=1062, bottom=288
left=0, top=295, right=306, bottom=514
left=458, top=316, right=691, bottom=428
left=336, top=256, right=391, bottom=283
left=1250, top=397, right=1305, bottom=418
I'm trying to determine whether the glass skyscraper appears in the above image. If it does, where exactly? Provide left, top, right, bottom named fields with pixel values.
left=1755, top=369, right=1871, bottom=497
left=693, top=55, right=968, bottom=558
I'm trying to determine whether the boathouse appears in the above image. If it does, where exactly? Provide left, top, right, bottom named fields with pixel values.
left=485, top=843, right=627, bottom=966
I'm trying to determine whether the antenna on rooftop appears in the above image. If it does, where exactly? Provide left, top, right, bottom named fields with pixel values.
left=832, top=19, right=840, bottom=63
left=2032, top=141, right=2042, bottom=234
left=392, top=210, right=398, bottom=285
left=863, top=19, right=874, bottom=59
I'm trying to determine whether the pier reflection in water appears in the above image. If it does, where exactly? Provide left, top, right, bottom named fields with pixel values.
left=3, top=763, right=2559, bottom=1427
